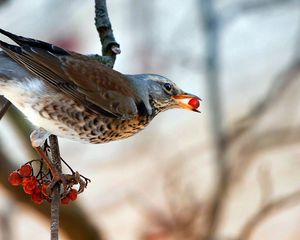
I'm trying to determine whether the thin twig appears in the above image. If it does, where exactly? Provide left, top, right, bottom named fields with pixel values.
left=220, top=0, right=298, bottom=26
left=238, top=190, right=300, bottom=240
left=94, top=0, right=120, bottom=68
left=0, top=97, right=11, bottom=120
left=48, top=135, right=62, bottom=240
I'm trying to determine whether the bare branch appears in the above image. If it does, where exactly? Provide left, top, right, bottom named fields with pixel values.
left=257, top=167, right=273, bottom=207
left=94, top=0, right=120, bottom=67
left=230, top=61, right=300, bottom=180
left=198, top=1, right=230, bottom=239
left=229, top=60, right=300, bottom=142
left=221, top=0, right=299, bottom=26
left=48, top=135, right=62, bottom=240
left=238, top=190, right=300, bottom=240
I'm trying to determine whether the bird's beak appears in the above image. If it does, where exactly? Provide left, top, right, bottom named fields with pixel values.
left=172, top=93, right=202, bottom=113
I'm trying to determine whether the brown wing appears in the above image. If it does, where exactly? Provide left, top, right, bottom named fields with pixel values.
left=0, top=29, right=140, bottom=119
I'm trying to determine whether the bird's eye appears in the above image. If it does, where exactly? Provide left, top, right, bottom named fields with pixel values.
left=163, top=83, right=172, bottom=92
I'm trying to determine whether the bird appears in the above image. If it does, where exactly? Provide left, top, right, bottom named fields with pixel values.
left=0, top=28, right=201, bottom=147
left=0, top=28, right=201, bottom=192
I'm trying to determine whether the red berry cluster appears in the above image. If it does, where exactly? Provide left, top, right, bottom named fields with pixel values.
left=8, top=162, right=78, bottom=205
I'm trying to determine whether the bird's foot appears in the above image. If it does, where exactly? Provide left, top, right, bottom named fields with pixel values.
left=45, top=170, right=90, bottom=197
left=57, top=171, right=91, bottom=195
left=33, top=144, right=90, bottom=199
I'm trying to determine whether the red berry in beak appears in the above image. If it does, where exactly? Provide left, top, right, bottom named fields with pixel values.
left=188, top=97, right=200, bottom=109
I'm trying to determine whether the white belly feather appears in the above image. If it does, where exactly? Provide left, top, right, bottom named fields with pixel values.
left=0, top=78, right=82, bottom=141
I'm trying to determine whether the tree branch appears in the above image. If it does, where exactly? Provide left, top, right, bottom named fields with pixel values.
left=48, top=135, right=62, bottom=240
left=94, top=0, right=120, bottom=68
left=238, top=190, right=300, bottom=240
left=198, top=1, right=230, bottom=239
left=220, top=0, right=298, bottom=26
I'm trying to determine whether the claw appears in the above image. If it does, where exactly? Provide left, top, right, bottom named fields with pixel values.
left=32, top=144, right=90, bottom=200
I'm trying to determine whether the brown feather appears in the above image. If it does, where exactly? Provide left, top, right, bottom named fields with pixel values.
left=0, top=33, right=141, bottom=119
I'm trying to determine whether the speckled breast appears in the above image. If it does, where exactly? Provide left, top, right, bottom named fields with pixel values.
left=34, top=96, right=153, bottom=144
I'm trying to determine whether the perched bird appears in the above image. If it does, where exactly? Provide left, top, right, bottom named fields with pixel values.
left=0, top=29, right=201, bottom=147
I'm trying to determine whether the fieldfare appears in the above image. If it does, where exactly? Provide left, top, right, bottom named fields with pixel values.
left=0, top=29, right=201, bottom=191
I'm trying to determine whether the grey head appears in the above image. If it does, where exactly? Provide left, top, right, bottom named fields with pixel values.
left=126, top=73, right=201, bottom=117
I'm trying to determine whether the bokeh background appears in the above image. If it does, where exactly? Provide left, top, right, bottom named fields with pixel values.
left=0, top=0, right=300, bottom=239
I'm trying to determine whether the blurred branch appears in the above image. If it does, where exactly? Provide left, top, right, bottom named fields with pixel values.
left=0, top=97, right=11, bottom=120
left=227, top=17, right=300, bottom=178
left=0, top=0, right=9, bottom=6
left=257, top=167, right=273, bottom=207
left=221, top=0, right=299, bottom=25
left=229, top=60, right=300, bottom=141
left=197, top=1, right=300, bottom=239
left=0, top=204, right=12, bottom=240
left=237, top=189, right=300, bottom=240
left=93, top=0, right=120, bottom=68
left=232, top=126, right=300, bottom=181
left=198, top=1, right=230, bottom=239
left=230, top=61, right=300, bottom=180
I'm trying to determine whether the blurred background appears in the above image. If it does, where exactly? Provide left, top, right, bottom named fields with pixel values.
left=0, top=0, right=300, bottom=239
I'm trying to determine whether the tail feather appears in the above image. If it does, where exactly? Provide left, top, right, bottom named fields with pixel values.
left=0, top=28, right=69, bottom=55
left=0, top=39, right=22, bottom=54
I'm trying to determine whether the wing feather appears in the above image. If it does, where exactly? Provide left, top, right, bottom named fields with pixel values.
left=0, top=29, right=141, bottom=119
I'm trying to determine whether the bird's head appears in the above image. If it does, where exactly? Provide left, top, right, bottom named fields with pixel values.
left=128, top=74, right=201, bottom=116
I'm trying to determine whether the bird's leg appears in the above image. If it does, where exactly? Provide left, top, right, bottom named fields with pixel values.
left=30, top=127, right=51, bottom=147
left=30, top=129, right=90, bottom=196
left=30, top=128, right=66, bottom=193
left=33, top=144, right=67, bottom=194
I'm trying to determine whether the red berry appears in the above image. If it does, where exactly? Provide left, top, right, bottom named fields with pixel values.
left=188, top=98, right=200, bottom=109
left=61, top=196, right=70, bottom=205
left=31, top=188, right=44, bottom=204
left=68, top=189, right=78, bottom=201
left=22, top=177, right=37, bottom=194
left=19, top=164, right=32, bottom=177
left=8, top=171, right=23, bottom=186
left=23, top=184, right=34, bottom=194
